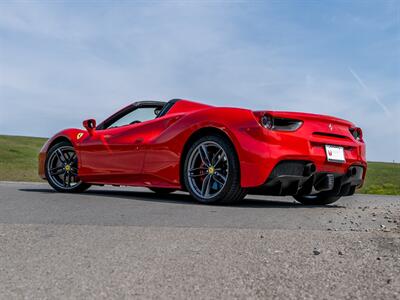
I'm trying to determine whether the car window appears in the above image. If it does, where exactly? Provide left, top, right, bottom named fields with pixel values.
left=106, top=107, right=159, bottom=129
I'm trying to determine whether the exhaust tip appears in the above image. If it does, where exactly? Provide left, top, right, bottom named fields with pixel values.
left=347, top=167, right=357, bottom=177
left=304, top=163, right=316, bottom=176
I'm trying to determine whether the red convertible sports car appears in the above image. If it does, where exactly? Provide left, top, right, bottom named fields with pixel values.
left=39, top=99, right=367, bottom=205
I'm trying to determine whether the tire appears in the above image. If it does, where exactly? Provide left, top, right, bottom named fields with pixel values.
left=183, top=134, right=246, bottom=204
left=149, top=188, right=176, bottom=194
left=293, top=194, right=341, bottom=205
left=45, top=141, right=91, bottom=193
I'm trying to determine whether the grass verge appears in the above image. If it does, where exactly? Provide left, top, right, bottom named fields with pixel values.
left=358, top=162, right=400, bottom=195
left=0, top=135, right=47, bottom=182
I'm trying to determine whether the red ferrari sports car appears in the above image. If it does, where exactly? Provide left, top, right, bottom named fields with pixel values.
left=39, top=99, right=367, bottom=205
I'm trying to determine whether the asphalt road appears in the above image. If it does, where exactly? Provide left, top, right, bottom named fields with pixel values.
left=0, top=181, right=399, bottom=299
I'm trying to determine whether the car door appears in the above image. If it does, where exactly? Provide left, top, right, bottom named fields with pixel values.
left=77, top=105, right=161, bottom=184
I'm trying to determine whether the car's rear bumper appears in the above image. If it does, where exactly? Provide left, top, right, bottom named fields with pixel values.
left=247, top=160, right=365, bottom=196
left=236, top=125, right=367, bottom=189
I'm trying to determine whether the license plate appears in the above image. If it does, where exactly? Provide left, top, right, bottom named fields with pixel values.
left=325, top=145, right=345, bottom=163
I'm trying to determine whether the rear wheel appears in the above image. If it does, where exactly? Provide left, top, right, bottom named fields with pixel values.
left=183, top=135, right=246, bottom=204
left=293, top=194, right=341, bottom=205
left=149, top=188, right=176, bottom=194
left=45, top=141, right=91, bottom=193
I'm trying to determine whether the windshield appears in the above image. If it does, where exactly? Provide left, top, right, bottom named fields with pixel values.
left=106, top=107, right=160, bottom=129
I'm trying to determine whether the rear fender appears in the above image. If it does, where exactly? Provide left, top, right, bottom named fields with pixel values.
left=153, top=107, right=269, bottom=188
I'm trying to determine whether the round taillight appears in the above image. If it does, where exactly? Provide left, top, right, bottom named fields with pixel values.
left=261, top=114, right=273, bottom=129
left=350, top=127, right=363, bottom=141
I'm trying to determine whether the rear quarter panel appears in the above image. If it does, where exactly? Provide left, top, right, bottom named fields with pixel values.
left=142, top=107, right=270, bottom=188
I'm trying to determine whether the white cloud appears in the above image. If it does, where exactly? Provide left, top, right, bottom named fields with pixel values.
left=348, top=67, right=391, bottom=117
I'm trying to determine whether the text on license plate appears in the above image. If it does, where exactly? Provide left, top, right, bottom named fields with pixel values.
left=325, top=145, right=345, bottom=163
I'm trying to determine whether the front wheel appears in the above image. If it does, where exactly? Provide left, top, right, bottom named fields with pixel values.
left=293, top=194, right=341, bottom=205
left=183, top=135, right=246, bottom=204
left=45, top=141, right=91, bottom=193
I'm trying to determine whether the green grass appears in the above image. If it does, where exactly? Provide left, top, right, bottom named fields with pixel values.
left=0, top=135, right=47, bottom=182
left=0, top=135, right=399, bottom=195
left=358, top=161, right=400, bottom=195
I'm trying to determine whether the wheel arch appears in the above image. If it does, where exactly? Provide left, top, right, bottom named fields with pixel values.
left=179, top=126, right=240, bottom=191
left=46, top=136, right=73, bottom=153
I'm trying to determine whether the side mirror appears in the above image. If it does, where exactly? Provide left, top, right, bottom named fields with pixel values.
left=83, top=119, right=96, bottom=134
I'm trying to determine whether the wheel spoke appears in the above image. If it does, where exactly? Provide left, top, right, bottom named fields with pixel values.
left=201, top=174, right=212, bottom=197
left=70, top=167, right=78, bottom=176
left=71, top=159, right=78, bottom=167
left=64, top=151, right=71, bottom=162
left=50, top=166, right=64, bottom=176
left=62, top=151, right=71, bottom=163
left=214, top=172, right=227, bottom=185
left=189, top=167, right=208, bottom=172
left=68, top=153, right=77, bottom=165
left=199, top=145, right=211, bottom=166
left=188, top=167, right=208, bottom=178
left=56, top=150, right=66, bottom=164
left=67, top=173, right=72, bottom=186
left=213, top=153, right=226, bottom=167
left=212, top=174, right=225, bottom=186
left=211, top=148, right=223, bottom=165
left=189, top=173, right=206, bottom=178
left=63, top=172, right=68, bottom=187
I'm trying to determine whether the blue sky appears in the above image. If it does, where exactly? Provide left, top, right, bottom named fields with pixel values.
left=0, top=0, right=399, bottom=162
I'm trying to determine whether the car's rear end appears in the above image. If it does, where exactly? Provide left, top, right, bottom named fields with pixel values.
left=249, top=110, right=367, bottom=203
